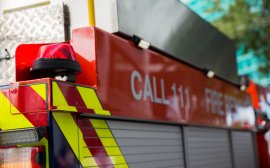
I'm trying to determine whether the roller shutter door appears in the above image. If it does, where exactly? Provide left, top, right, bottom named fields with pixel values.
left=185, top=127, right=233, bottom=168
left=231, top=131, right=256, bottom=168
left=107, top=120, right=185, bottom=168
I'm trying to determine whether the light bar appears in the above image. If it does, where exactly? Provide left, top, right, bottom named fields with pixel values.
left=0, top=128, right=45, bottom=146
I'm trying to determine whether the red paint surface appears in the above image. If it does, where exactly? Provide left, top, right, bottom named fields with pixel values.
left=247, top=80, right=260, bottom=110
left=16, top=44, right=49, bottom=81
left=11, top=27, right=256, bottom=129
left=23, top=112, right=48, bottom=127
left=30, top=146, right=46, bottom=168
left=72, top=28, right=97, bottom=87
left=257, top=133, right=270, bottom=168
left=57, top=82, right=87, bottom=108
left=0, top=83, right=48, bottom=127
left=72, top=27, right=255, bottom=129
left=9, top=84, right=47, bottom=113
left=54, top=82, right=95, bottom=114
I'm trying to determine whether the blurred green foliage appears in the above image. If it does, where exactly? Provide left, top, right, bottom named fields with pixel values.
left=209, top=0, right=270, bottom=73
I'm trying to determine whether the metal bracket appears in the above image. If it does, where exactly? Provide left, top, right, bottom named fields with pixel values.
left=132, top=35, right=151, bottom=49
left=0, top=49, right=12, bottom=61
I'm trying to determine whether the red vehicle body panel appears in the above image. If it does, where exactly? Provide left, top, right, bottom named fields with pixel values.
left=15, top=27, right=255, bottom=129
left=246, top=80, right=270, bottom=168
left=257, top=133, right=270, bottom=168
left=73, top=27, right=255, bottom=129
left=0, top=79, right=50, bottom=127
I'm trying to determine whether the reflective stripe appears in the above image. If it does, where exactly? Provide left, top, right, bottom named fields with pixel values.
left=114, top=164, right=129, bottom=168
left=30, top=84, right=47, bottom=101
left=99, top=138, right=118, bottom=146
left=90, top=119, right=109, bottom=128
left=90, top=119, right=128, bottom=165
left=53, top=82, right=127, bottom=167
left=94, top=109, right=111, bottom=116
left=53, top=112, right=98, bottom=167
left=77, top=86, right=102, bottom=109
left=77, top=86, right=110, bottom=115
left=0, top=92, right=33, bottom=130
left=52, top=82, right=77, bottom=112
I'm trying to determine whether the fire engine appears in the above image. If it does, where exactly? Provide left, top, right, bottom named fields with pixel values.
left=0, top=0, right=269, bottom=168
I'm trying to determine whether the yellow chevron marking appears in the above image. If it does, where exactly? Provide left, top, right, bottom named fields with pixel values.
left=77, top=86, right=110, bottom=115
left=94, top=129, right=113, bottom=137
left=0, top=91, right=48, bottom=167
left=52, top=82, right=77, bottom=112
left=52, top=84, right=127, bottom=166
left=79, top=136, right=97, bottom=167
left=0, top=92, right=33, bottom=130
left=56, top=105, right=78, bottom=112
left=109, top=156, right=128, bottom=166
left=77, top=86, right=102, bottom=109
left=99, top=138, right=118, bottom=146
left=114, top=164, right=129, bottom=168
left=94, top=109, right=111, bottom=116
left=53, top=112, right=97, bottom=167
left=90, top=119, right=128, bottom=166
left=90, top=119, right=109, bottom=128
left=31, top=84, right=47, bottom=101
left=81, top=157, right=98, bottom=168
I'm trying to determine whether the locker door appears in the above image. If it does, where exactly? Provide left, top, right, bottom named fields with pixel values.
left=231, top=131, right=257, bottom=168
left=107, top=120, right=185, bottom=168
left=185, top=127, right=233, bottom=168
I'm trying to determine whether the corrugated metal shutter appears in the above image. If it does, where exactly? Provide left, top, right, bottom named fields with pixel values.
left=185, top=127, right=233, bottom=168
left=231, top=131, right=256, bottom=168
left=107, top=120, right=185, bottom=168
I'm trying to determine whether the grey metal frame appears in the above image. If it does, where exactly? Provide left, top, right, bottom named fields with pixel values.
left=115, top=0, right=237, bottom=83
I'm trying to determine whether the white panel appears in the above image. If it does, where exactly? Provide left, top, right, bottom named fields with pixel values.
left=63, top=0, right=89, bottom=30
left=94, top=0, right=119, bottom=33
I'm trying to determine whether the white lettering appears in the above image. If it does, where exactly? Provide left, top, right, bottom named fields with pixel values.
left=161, top=79, right=169, bottom=105
left=153, top=76, right=162, bottom=104
left=205, top=88, right=224, bottom=115
left=205, top=88, right=212, bottom=112
left=205, top=87, right=244, bottom=115
left=131, top=70, right=142, bottom=100
left=130, top=71, right=190, bottom=108
left=143, top=74, right=154, bottom=101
